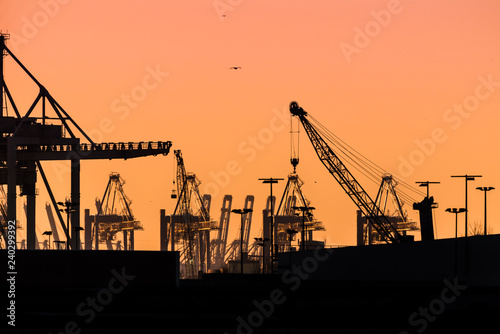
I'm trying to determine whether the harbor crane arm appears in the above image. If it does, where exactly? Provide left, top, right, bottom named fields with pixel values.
left=289, top=101, right=400, bottom=243
left=173, top=150, right=188, bottom=215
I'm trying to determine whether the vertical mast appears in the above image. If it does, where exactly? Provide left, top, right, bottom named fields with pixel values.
left=0, top=33, right=6, bottom=117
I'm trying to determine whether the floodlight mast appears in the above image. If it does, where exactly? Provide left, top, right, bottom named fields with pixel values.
left=289, top=101, right=401, bottom=243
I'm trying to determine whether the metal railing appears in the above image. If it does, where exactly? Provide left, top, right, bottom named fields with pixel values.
left=9, top=141, right=172, bottom=152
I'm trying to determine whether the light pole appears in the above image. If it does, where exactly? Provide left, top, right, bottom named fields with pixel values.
left=445, top=208, right=466, bottom=277
left=254, top=237, right=269, bottom=274
left=452, top=175, right=480, bottom=275
left=293, top=206, right=315, bottom=251
left=445, top=208, right=466, bottom=239
left=451, top=175, right=481, bottom=238
left=476, top=187, right=495, bottom=235
left=259, top=177, right=283, bottom=272
left=57, top=200, right=78, bottom=250
left=232, top=208, right=253, bottom=274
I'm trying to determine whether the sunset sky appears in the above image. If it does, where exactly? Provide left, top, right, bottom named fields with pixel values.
left=2, top=0, right=500, bottom=249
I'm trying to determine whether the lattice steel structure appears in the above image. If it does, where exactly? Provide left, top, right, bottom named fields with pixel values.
left=165, top=150, right=217, bottom=278
left=0, top=33, right=171, bottom=250
left=85, top=173, right=143, bottom=250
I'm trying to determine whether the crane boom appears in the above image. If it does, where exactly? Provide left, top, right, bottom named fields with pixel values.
left=289, top=101, right=401, bottom=243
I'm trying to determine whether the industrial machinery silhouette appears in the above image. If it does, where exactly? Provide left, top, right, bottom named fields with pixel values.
left=209, top=195, right=232, bottom=270
left=289, top=101, right=421, bottom=243
left=275, top=172, right=325, bottom=251
left=0, top=184, right=24, bottom=248
left=246, top=196, right=275, bottom=273
left=44, top=202, right=62, bottom=249
left=84, top=173, right=143, bottom=250
left=223, top=195, right=254, bottom=263
left=0, top=33, right=172, bottom=250
left=160, top=150, right=217, bottom=278
left=357, top=174, right=419, bottom=245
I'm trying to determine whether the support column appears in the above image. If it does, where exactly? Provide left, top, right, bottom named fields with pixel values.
left=194, top=239, right=200, bottom=277
left=170, top=216, right=175, bottom=252
left=84, top=209, right=92, bottom=250
left=160, top=209, right=168, bottom=251
left=198, top=230, right=205, bottom=274
left=205, top=230, right=210, bottom=272
left=94, top=217, right=99, bottom=250
left=356, top=210, right=364, bottom=246
left=7, top=138, right=17, bottom=249
left=123, top=230, right=128, bottom=251
left=263, top=210, right=271, bottom=274
left=26, top=162, right=37, bottom=250
left=1, top=34, right=4, bottom=117
left=368, top=221, right=372, bottom=245
left=70, top=155, right=80, bottom=250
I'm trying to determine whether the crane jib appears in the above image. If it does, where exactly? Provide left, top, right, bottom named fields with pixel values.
left=289, top=101, right=401, bottom=244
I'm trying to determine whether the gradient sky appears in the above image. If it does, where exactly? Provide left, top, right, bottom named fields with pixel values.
left=2, top=0, right=500, bottom=249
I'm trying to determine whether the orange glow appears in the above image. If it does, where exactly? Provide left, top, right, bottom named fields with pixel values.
left=2, top=0, right=500, bottom=249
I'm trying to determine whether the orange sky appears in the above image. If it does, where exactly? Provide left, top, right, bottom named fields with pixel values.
left=2, top=0, right=500, bottom=249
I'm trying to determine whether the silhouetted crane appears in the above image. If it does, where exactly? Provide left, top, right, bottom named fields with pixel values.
left=289, top=101, right=402, bottom=243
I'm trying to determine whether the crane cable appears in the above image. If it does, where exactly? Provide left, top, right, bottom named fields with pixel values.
left=309, top=115, right=384, bottom=180
left=307, top=114, right=425, bottom=204
left=310, top=115, right=424, bottom=205
left=290, top=115, right=299, bottom=161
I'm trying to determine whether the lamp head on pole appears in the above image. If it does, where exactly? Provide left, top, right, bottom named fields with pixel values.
left=445, top=208, right=466, bottom=214
left=259, top=178, right=283, bottom=184
left=476, top=186, right=495, bottom=192
left=451, top=175, right=482, bottom=181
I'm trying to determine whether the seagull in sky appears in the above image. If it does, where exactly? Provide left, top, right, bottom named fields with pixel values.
left=229, top=66, right=242, bottom=70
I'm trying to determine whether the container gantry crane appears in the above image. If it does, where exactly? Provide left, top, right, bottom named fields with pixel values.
left=289, top=101, right=403, bottom=243
left=0, top=33, right=172, bottom=250
left=241, top=196, right=255, bottom=253
left=210, top=195, right=232, bottom=270
left=275, top=172, right=325, bottom=251
left=87, top=173, right=143, bottom=251
left=171, top=150, right=216, bottom=278
left=224, top=195, right=254, bottom=263
left=359, top=174, right=418, bottom=245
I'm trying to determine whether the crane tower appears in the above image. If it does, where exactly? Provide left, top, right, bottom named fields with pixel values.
left=165, top=150, right=217, bottom=279
left=358, top=174, right=418, bottom=245
left=84, top=173, right=143, bottom=250
left=0, top=33, right=172, bottom=250
left=289, top=101, right=405, bottom=243
left=224, top=196, right=255, bottom=263
left=275, top=172, right=325, bottom=251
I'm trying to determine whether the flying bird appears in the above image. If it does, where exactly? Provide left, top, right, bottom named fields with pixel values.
left=229, top=66, right=242, bottom=70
